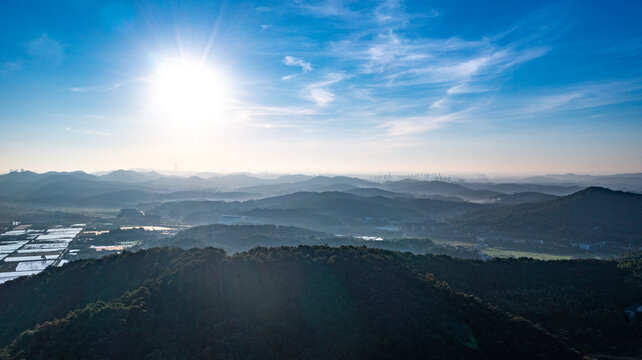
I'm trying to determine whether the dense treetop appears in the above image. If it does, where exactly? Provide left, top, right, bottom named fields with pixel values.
left=1, top=245, right=640, bottom=359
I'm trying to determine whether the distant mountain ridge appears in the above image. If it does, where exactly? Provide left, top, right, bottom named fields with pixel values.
left=381, top=179, right=502, bottom=201
left=492, top=192, right=558, bottom=205
left=1, top=170, right=640, bottom=211
left=520, top=173, right=642, bottom=192
left=237, top=175, right=378, bottom=195
left=99, top=169, right=164, bottom=183
left=455, top=187, right=642, bottom=245
left=460, top=182, right=581, bottom=196
left=147, top=191, right=480, bottom=231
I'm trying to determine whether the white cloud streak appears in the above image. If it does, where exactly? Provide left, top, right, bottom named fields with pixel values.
left=296, top=0, right=359, bottom=18
left=306, top=88, right=335, bottom=106
left=379, top=113, right=458, bottom=137
left=64, top=127, right=111, bottom=137
left=282, top=56, right=312, bottom=72
left=70, top=82, right=124, bottom=92
left=303, top=73, right=344, bottom=106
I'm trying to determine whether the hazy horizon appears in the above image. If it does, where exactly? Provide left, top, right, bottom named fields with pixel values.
left=3, top=167, right=641, bottom=180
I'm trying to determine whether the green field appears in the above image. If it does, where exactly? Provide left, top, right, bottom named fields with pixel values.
left=430, top=238, right=479, bottom=247
left=481, top=247, right=574, bottom=260
left=59, top=208, right=121, bottom=217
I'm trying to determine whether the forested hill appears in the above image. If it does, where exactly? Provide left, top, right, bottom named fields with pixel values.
left=0, top=247, right=585, bottom=359
left=454, top=187, right=642, bottom=245
left=149, top=224, right=475, bottom=257
left=167, top=223, right=331, bottom=253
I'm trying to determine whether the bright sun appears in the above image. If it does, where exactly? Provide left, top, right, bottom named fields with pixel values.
left=148, top=57, right=230, bottom=128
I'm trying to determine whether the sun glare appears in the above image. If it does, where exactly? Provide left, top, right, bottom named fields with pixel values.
left=148, top=57, right=231, bottom=129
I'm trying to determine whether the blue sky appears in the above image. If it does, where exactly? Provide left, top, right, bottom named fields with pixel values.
left=0, top=0, right=641, bottom=174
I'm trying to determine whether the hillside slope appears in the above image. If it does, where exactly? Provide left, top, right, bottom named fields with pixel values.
left=148, top=191, right=478, bottom=230
left=152, top=224, right=473, bottom=257
left=454, top=187, right=642, bottom=245
left=0, top=247, right=580, bottom=359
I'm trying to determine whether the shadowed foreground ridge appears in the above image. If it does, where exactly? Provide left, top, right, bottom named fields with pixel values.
left=0, top=246, right=581, bottom=360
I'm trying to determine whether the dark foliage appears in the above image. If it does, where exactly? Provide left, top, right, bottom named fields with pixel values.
left=404, top=254, right=642, bottom=356
left=0, top=247, right=581, bottom=359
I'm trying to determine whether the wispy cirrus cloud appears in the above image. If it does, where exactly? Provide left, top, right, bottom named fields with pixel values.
left=525, top=92, right=585, bottom=112
left=340, top=31, right=549, bottom=88
left=295, top=2, right=554, bottom=137
left=25, top=34, right=65, bottom=64
left=0, top=60, right=23, bottom=74
left=303, top=73, right=344, bottom=106
left=262, top=0, right=634, bottom=142
left=295, top=0, right=360, bottom=18
left=64, top=127, right=111, bottom=137
left=306, top=88, right=335, bottom=106
left=70, top=75, right=147, bottom=92
left=522, top=80, right=642, bottom=113
left=281, top=56, right=313, bottom=80
left=379, top=111, right=462, bottom=137
left=69, top=82, right=124, bottom=92
left=282, top=56, right=312, bottom=72
left=462, top=79, right=642, bottom=126
left=236, top=104, right=317, bottom=117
